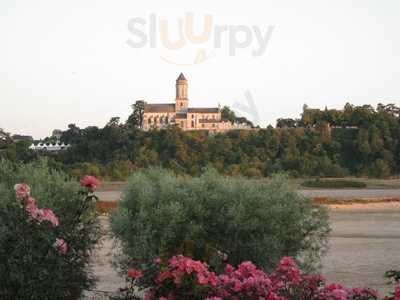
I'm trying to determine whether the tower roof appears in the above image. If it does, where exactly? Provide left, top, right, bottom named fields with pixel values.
left=177, top=73, right=187, bottom=81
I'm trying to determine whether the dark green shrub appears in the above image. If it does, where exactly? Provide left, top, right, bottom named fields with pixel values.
left=243, top=167, right=263, bottom=178
left=302, top=179, right=367, bottom=188
left=104, top=160, right=135, bottom=181
left=69, top=162, right=103, bottom=178
left=369, top=159, right=391, bottom=179
left=0, top=159, right=101, bottom=299
left=68, top=160, right=135, bottom=181
left=111, top=168, right=330, bottom=273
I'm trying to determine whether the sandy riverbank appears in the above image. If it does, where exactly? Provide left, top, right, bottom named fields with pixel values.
left=321, top=202, right=400, bottom=296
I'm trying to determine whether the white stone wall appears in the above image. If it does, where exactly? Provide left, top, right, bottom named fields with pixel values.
left=143, top=112, right=176, bottom=130
left=29, top=142, right=70, bottom=151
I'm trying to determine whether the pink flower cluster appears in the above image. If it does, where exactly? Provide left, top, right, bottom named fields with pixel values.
left=14, top=183, right=67, bottom=255
left=14, top=183, right=30, bottom=199
left=317, top=284, right=379, bottom=300
left=80, top=175, right=100, bottom=191
left=128, top=268, right=143, bottom=279
left=131, top=255, right=382, bottom=300
left=160, top=255, right=218, bottom=287
left=14, top=183, right=59, bottom=227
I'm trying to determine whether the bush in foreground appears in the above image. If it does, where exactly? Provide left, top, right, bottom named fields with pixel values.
left=111, top=168, right=330, bottom=273
left=0, top=159, right=101, bottom=299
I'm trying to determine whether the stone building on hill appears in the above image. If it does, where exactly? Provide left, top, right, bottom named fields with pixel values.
left=140, top=73, right=251, bottom=133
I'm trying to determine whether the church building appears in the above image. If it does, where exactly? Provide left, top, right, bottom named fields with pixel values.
left=141, top=73, right=248, bottom=133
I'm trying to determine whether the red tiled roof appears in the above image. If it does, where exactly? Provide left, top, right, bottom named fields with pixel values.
left=144, top=103, right=175, bottom=113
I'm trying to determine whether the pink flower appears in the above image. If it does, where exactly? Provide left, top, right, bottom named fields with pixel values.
left=272, top=256, right=302, bottom=285
left=395, top=283, right=400, bottom=299
left=42, top=208, right=59, bottom=227
left=348, top=287, right=378, bottom=299
left=197, top=273, right=209, bottom=285
left=24, top=199, right=60, bottom=227
left=156, top=270, right=172, bottom=283
left=14, top=183, right=30, bottom=199
left=128, top=268, right=143, bottom=279
left=317, top=283, right=348, bottom=300
left=80, top=175, right=100, bottom=191
left=24, top=197, right=42, bottom=221
left=217, top=250, right=228, bottom=261
left=153, top=257, right=162, bottom=264
left=23, top=196, right=36, bottom=206
left=226, top=264, right=234, bottom=274
left=31, top=208, right=44, bottom=222
left=53, top=238, right=68, bottom=255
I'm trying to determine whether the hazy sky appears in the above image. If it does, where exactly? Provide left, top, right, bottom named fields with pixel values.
left=1, top=0, right=400, bottom=139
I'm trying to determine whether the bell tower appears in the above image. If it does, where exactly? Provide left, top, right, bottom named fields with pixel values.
left=175, top=73, right=188, bottom=112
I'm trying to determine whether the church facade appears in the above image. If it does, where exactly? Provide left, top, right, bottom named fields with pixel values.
left=141, top=74, right=249, bottom=133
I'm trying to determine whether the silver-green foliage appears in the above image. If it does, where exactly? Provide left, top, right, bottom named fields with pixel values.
left=111, top=168, right=330, bottom=272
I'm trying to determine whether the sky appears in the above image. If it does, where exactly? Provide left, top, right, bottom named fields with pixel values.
left=1, top=0, right=400, bottom=139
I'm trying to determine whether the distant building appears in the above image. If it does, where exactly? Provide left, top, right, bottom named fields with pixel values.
left=52, top=129, right=63, bottom=140
left=141, top=73, right=251, bottom=133
left=29, top=142, right=70, bottom=152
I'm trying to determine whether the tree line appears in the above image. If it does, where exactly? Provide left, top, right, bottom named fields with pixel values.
left=1, top=103, right=399, bottom=179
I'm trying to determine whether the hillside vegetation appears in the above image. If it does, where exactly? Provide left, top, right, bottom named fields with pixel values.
left=1, top=103, right=399, bottom=179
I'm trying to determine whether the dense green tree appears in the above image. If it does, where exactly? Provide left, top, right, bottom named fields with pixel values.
left=8, top=103, right=400, bottom=179
left=276, top=118, right=298, bottom=128
left=127, top=100, right=145, bottom=129
left=61, top=124, right=81, bottom=144
left=221, top=106, right=254, bottom=126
